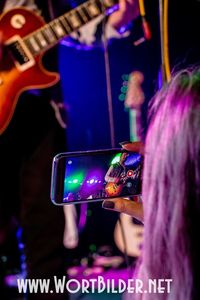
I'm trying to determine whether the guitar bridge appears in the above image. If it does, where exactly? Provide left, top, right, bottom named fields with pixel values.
left=5, top=35, right=35, bottom=72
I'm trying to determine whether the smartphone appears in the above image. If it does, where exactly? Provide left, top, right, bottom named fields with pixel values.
left=51, top=149, right=142, bottom=205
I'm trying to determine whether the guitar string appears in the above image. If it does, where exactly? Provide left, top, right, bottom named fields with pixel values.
left=22, top=0, right=111, bottom=56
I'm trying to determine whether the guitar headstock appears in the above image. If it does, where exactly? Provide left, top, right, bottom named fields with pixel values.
left=125, top=71, right=145, bottom=109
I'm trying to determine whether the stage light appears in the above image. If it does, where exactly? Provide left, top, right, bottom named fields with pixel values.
left=111, top=153, right=121, bottom=165
left=64, top=172, right=85, bottom=192
left=86, top=177, right=101, bottom=185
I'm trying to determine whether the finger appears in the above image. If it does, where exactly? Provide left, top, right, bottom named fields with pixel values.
left=118, top=0, right=126, bottom=9
left=102, top=198, right=143, bottom=223
left=120, top=141, right=144, bottom=154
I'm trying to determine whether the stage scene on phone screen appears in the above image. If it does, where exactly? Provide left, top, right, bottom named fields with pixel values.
left=61, top=151, right=142, bottom=203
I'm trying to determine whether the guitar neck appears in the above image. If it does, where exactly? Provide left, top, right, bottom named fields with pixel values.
left=23, top=0, right=117, bottom=56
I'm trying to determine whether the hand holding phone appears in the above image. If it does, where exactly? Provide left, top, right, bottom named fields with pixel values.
left=51, top=149, right=143, bottom=205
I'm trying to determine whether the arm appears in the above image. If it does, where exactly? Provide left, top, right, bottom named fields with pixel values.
left=63, top=0, right=140, bottom=48
left=108, top=0, right=140, bottom=31
left=103, top=197, right=143, bottom=223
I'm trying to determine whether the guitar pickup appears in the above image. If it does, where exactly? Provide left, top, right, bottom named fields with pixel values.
left=5, top=35, right=35, bottom=72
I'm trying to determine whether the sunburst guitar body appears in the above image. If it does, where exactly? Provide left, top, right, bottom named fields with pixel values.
left=0, top=8, right=59, bottom=134
left=105, top=182, right=123, bottom=197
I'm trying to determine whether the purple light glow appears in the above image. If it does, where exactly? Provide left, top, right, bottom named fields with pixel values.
left=106, top=4, right=119, bottom=16
left=79, top=168, right=105, bottom=199
left=78, top=203, right=88, bottom=231
left=67, top=266, right=130, bottom=287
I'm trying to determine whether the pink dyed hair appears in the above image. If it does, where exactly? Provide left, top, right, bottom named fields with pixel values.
left=135, top=69, right=200, bottom=300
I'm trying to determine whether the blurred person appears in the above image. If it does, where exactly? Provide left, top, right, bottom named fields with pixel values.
left=105, top=152, right=129, bottom=184
left=103, top=68, right=200, bottom=300
left=0, top=0, right=139, bottom=298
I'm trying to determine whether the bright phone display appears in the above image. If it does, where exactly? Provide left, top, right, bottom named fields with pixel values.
left=51, top=149, right=142, bottom=205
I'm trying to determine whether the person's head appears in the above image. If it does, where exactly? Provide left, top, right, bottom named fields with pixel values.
left=136, top=68, right=200, bottom=300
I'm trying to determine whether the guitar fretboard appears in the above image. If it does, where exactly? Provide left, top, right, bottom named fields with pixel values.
left=23, top=0, right=117, bottom=56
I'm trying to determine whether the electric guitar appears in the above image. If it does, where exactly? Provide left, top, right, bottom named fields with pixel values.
left=125, top=71, right=145, bottom=140
left=0, top=0, right=117, bottom=134
left=105, top=167, right=141, bottom=197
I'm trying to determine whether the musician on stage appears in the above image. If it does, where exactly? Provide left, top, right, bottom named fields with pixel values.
left=0, top=0, right=139, bottom=298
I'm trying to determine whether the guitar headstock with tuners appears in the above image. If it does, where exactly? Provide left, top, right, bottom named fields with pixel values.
left=125, top=71, right=145, bottom=109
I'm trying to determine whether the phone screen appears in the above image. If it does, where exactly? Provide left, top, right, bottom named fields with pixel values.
left=51, top=149, right=142, bottom=205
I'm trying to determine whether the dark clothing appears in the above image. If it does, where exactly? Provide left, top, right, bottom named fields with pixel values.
left=0, top=92, right=67, bottom=299
left=0, top=2, right=68, bottom=299
left=129, top=0, right=200, bottom=138
left=35, top=0, right=71, bottom=21
left=144, top=0, right=200, bottom=72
